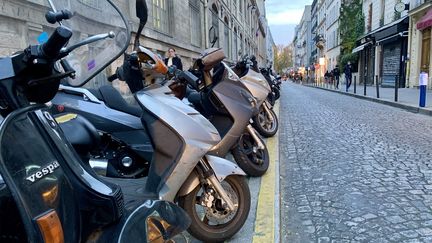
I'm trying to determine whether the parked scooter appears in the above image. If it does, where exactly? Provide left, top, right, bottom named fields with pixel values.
left=260, top=66, right=281, bottom=103
left=54, top=11, right=252, bottom=242
left=185, top=45, right=270, bottom=177
left=0, top=0, right=190, bottom=242
left=233, top=55, right=279, bottom=137
left=52, top=52, right=270, bottom=178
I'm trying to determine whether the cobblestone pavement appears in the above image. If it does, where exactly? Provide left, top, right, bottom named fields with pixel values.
left=280, top=83, right=432, bottom=243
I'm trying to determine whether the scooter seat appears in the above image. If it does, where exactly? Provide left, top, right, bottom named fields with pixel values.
left=93, top=85, right=142, bottom=117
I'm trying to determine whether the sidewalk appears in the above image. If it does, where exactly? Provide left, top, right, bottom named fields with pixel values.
left=302, top=81, right=432, bottom=116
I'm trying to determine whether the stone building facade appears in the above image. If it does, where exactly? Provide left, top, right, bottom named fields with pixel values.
left=0, top=0, right=272, bottom=92
left=293, top=5, right=312, bottom=72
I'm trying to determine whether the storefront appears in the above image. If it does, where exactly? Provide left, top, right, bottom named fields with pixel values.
left=408, top=4, right=432, bottom=88
left=354, top=17, right=409, bottom=87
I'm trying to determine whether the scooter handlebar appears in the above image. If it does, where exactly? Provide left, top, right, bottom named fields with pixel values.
left=40, top=26, right=73, bottom=59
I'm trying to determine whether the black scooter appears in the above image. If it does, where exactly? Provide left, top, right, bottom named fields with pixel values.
left=0, top=0, right=189, bottom=242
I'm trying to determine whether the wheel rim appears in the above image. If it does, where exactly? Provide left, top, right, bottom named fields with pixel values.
left=257, top=107, right=277, bottom=133
left=194, top=181, right=240, bottom=226
left=239, top=133, right=266, bottom=166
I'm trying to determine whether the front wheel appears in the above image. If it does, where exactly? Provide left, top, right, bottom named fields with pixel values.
left=252, top=105, right=279, bottom=138
left=232, top=129, right=269, bottom=176
left=178, top=175, right=251, bottom=242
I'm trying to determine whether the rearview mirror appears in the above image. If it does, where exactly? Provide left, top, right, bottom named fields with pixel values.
left=136, top=0, right=148, bottom=25
left=209, top=26, right=218, bottom=47
left=134, top=0, right=148, bottom=49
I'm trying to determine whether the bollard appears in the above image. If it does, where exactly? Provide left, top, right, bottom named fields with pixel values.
left=354, top=76, right=357, bottom=94
left=394, top=76, right=399, bottom=102
left=419, top=72, right=428, bottom=107
left=376, top=75, right=380, bottom=98
left=364, top=75, right=367, bottom=96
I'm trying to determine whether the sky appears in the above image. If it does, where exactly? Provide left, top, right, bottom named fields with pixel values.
left=265, top=0, right=313, bottom=47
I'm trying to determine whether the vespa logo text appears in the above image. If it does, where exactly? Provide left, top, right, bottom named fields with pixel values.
left=26, top=161, right=60, bottom=183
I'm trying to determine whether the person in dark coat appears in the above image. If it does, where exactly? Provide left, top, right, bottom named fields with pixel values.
left=344, top=61, right=353, bottom=92
left=324, top=70, right=330, bottom=83
left=333, top=65, right=340, bottom=89
left=164, top=48, right=183, bottom=71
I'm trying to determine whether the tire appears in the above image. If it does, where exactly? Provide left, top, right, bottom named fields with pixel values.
left=252, top=105, right=279, bottom=138
left=274, top=88, right=280, bottom=100
left=178, top=175, right=251, bottom=242
left=231, top=129, right=269, bottom=176
left=267, top=94, right=276, bottom=106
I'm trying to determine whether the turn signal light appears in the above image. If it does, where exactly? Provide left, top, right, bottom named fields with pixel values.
left=36, top=210, right=64, bottom=243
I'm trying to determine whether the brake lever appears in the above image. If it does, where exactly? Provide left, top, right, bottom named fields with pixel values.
left=60, top=31, right=115, bottom=57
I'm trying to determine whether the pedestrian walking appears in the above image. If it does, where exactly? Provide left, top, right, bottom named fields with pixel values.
left=164, top=47, right=183, bottom=71
left=333, top=65, right=340, bottom=89
left=324, top=70, right=330, bottom=83
left=344, top=61, right=353, bottom=92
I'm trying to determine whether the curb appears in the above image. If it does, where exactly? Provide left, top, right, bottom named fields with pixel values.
left=304, top=84, right=432, bottom=116
left=252, top=102, right=280, bottom=243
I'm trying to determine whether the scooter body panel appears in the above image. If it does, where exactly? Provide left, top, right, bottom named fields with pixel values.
left=136, top=84, right=221, bottom=200
left=206, top=63, right=257, bottom=156
left=0, top=107, right=84, bottom=242
left=206, top=155, right=246, bottom=181
left=52, top=89, right=143, bottom=131
left=239, top=69, right=271, bottom=107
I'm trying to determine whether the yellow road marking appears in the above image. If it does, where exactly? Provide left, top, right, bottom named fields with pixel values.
left=253, top=102, right=279, bottom=243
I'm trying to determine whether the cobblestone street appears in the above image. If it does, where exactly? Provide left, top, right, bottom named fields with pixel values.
left=280, top=83, right=432, bottom=243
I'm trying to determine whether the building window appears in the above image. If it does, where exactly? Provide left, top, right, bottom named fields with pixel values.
left=367, top=3, right=373, bottom=32
left=224, top=18, right=230, bottom=59
left=421, top=28, right=431, bottom=72
left=189, top=0, right=201, bottom=47
left=211, top=6, right=219, bottom=47
left=380, top=0, right=385, bottom=26
left=152, top=0, right=170, bottom=33
left=233, top=29, right=238, bottom=61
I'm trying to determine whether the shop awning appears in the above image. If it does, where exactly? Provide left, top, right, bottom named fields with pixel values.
left=417, top=9, right=432, bottom=30
left=352, top=42, right=372, bottom=53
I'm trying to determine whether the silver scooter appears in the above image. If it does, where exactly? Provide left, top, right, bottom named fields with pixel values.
left=57, top=32, right=251, bottom=242
left=233, top=55, right=279, bottom=137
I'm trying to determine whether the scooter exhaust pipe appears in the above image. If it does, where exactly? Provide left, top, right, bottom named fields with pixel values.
left=89, top=158, right=108, bottom=176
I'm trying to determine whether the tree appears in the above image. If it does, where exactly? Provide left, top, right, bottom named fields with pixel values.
left=339, top=0, right=364, bottom=70
left=273, top=44, right=293, bottom=74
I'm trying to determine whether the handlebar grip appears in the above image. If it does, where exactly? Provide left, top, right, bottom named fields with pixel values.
left=107, top=73, right=118, bottom=82
left=40, top=26, right=72, bottom=59
left=45, top=10, right=73, bottom=24
left=179, top=71, right=203, bottom=90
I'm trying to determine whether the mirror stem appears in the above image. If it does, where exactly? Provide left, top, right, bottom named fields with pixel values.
left=133, top=22, right=145, bottom=51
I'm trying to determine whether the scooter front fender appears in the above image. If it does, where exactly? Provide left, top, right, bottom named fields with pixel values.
left=176, top=155, right=246, bottom=197
left=206, top=155, right=246, bottom=182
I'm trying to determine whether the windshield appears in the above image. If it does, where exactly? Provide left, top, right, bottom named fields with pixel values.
left=47, top=0, right=130, bottom=86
